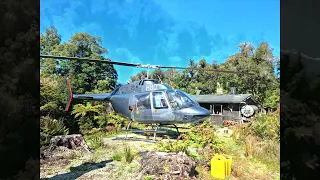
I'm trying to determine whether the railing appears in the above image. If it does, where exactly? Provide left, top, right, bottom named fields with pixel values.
left=208, top=113, right=242, bottom=126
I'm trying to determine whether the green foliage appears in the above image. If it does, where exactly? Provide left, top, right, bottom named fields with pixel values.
left=231, top=113, right=280, bottom=169
left=112, top=153, right=122, bottom=161
left=264, top=88, right=280, bottom=108
left=71, top=102, right=103, bottom=134
left=251, top=113, right=280, bottom=141
left=143, top=175, right=153, bottom=180
left=157, top=140, right=189, bottom=153
left=105, top=112, right=127, bottom=129
left=40, top=116, right=68, bottom=148
left=84, top=133, right=103, bottom=149
left=186, top=121, right=224, bottom=152
left=233, top=112, right=280, bottom=142
left=157, top=120, right=225, bottom=156
left=124, top=147, right=134, bottom=163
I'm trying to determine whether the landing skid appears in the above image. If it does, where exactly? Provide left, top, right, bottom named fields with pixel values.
left=112, top=136, right=158, bottom=143
left=120, top=121, right=181, bottom=141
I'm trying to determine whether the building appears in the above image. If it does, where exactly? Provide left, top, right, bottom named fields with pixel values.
left=192, top=93, right=263, bottom=125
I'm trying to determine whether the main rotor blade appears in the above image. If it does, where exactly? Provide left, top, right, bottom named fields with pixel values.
left=40, top=55, right=140, bottom=67
left=40, top=55, right=253, bottom=75
left=157, top=66, right=252, bottom=75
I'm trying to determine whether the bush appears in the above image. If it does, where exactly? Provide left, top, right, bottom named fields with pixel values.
left=157, top=120, right=226, bottom=160
left=251, top=113, right=280, bottom=141
left=186, top=121, right=225, bottom=152
left=106, top=112, right=128, bottom=130
left=85, top=133, right=103, bottom=149
left=157, top=140, right=189, bottom=153
left=232, top=113, right=280, bottom=168
left=40, top=116, right=68, bottom=148
left=112, top=153, right=122, bottom=161
left=232, top=113, right=280, bottom=142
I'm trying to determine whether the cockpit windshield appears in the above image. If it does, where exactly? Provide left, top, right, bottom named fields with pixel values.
left=166, top=90, right=199, bottom=110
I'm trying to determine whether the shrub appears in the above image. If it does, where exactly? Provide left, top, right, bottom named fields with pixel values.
left=186, top=121, right=225, bottom=152
left=232, top=113, right=280, bottom=142
left=251, top=113, right=280, bottom=141
left=40, top=116, right=68, bottom=148
left=106, top=112, right=128, bottom=130
left=157, top=140, right=189, bottom=153
left=157, top=120, right=226, bottom=161
left=85, top=133, right=103, bottom=149
left=112, top=153, right=122, bottom=161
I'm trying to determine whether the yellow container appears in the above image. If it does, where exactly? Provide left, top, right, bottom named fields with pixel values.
left=210, top=154, right=232, bottom=179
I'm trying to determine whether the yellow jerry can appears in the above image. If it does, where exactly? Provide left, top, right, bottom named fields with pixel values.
left=210, top=154, right=232, bottom=179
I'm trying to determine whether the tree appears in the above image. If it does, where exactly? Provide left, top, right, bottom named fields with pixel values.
left=39, top=27, right=120, bottom=138
left=130, top=70, right=148, bottom=81
left=55, top=32, right=118, bottom=94
left=219, top=42, right=278, bottom=106
left=151, top=68, right=165, bottom=82
left=40, top=26, right=61, bottom=77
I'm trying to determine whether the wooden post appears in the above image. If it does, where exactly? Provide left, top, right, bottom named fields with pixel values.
left=213, top=104, right=215, bottom=114
left=221, top=105, right=222, bottom=115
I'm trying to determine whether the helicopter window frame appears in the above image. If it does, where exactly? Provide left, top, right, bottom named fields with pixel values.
left=152, top=91, right=169, bottom=109
left=111, top=86, right=121, bottom=95
left=136, top=93, right=152, bottom=110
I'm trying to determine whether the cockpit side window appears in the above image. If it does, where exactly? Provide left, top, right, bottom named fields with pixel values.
left=152, top=92, right=168, bottom=109
left=136, top=93, right=151, bottom=110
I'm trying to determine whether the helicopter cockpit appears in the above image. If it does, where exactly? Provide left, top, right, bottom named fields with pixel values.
left=166, top=90, right=199, bottom=110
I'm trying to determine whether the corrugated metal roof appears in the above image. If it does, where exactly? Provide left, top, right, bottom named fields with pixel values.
left=192, top=94, right=253, bottom=103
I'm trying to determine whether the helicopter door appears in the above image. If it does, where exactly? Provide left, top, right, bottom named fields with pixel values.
left=152, top=92, right=174, bottom=122
left=134, top=93, right=153, bottom=122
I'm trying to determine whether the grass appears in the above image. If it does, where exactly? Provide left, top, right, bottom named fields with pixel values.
left=124, top=147, right=134, bottom=163
left=112, top=153, right=122, bottom=161
left=220, top=136, right=280, bottom=180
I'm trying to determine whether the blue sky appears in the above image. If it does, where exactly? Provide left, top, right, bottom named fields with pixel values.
left=40, top=0, right=280, bottom=83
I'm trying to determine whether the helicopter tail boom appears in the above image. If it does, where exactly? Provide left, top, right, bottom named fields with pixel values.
left=64, top=78, right=112, bottom=112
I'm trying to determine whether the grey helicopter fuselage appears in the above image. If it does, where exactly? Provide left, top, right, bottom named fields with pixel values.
left=67, top=79, right=211, bottom=124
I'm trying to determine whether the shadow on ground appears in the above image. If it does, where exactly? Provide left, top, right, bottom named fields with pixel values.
left=116, top=126, right=190, bottom=141
left=41, top=160, right=113, bottom=180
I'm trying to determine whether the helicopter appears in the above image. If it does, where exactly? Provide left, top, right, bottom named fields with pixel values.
left=40, top=55, right=251, bottom=141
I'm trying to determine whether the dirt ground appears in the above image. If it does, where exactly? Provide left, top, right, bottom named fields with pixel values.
left=40, top=133, right=164, bottom=180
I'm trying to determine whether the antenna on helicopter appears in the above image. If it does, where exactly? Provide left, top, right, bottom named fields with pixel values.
left=157, top=74, right=163, bottom=84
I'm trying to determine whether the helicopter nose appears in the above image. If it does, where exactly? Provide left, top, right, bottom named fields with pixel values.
left=179, top=106, right=211, bottom=122
left=183, top=106, right=210, bottom=116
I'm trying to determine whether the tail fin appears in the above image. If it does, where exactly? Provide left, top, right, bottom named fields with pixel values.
left=65, top=78, right=73, bottom=112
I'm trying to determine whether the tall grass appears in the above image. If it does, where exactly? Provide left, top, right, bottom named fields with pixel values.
left=232, top=112, right=280, bottom=168
left=124, top=147, right=134, bottom=163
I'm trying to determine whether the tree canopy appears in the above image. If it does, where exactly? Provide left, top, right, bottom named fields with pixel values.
left=130, top=42, right=279, bottom=107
